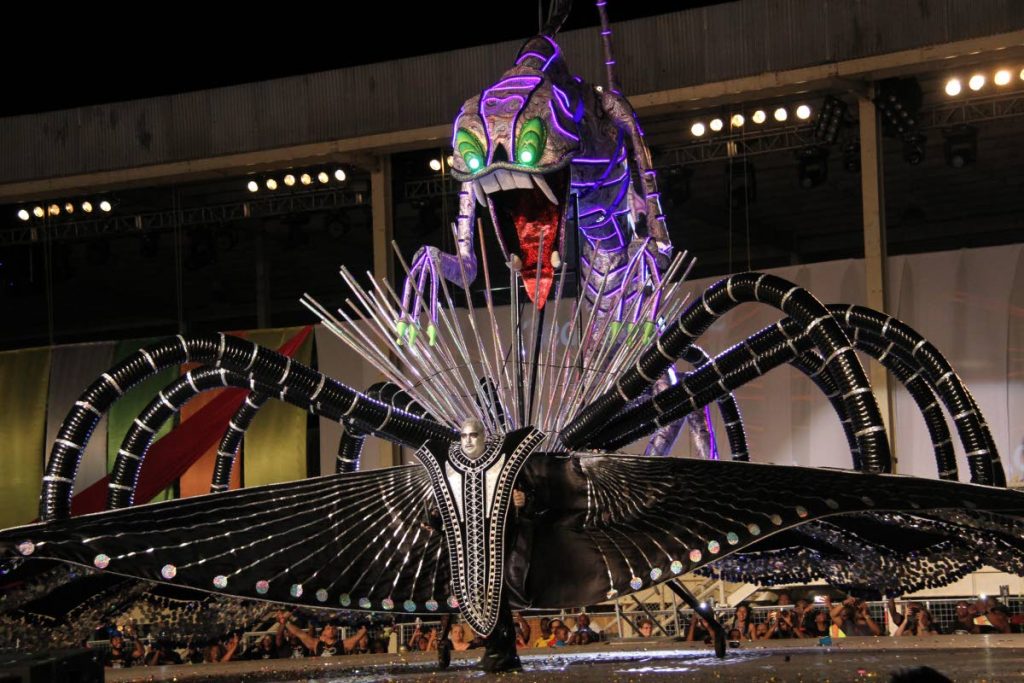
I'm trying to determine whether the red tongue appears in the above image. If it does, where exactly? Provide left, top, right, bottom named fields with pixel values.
left=512, top=197, right=560, bottom=309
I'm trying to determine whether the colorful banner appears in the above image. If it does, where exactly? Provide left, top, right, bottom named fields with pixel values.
left=0, top=347, right=52, bottom=528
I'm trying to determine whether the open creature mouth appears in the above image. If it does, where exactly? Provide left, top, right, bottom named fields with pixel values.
left=473, top=167, right=570, bottom=308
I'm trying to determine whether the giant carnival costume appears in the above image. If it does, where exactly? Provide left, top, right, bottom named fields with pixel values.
left=2, top=0, right=1023, bottom=672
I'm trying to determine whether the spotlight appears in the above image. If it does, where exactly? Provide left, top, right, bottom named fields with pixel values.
left=994, top=69, right=1011, bottom=86
left=812, top=95, right=848, bottom=145
left=709, top=118, right=724, bottom=132
left=730, top=114, right=744, bottom=128
left=968, top=74, right=985, bottom=91
left=99, top=200, right=112, bottom=212
left=725, top=159, right=756, bottom=209
left=64, top=202, right=74, bottom=214
left=446, top=155, right=455, bottom=168
left=699, top=602, right=708, bottom=610
left=334, top=168, right=347, bottom=182
left=902, top=133, right=927, bottom=166
left=774, top=107, right=788, bottom=122
left=944, top=78, right=962, bottom=96
left=690, top=122, right=706, bottom=137
left=751, top=110, right=767, bottom=124
left=17, top=209, right=29, bottom=221
left=283, top=174, right=296, bottom=187
left=429, top=159, right=442, bottom=172
left=796, top=104, right=811, bottom=120
left=874, top=77, right=922, bottom=138
left=317, top=171, right=329, bottom=184
left=265, top=178, right=278, bottom=191
left=32, top=206, right=44, bottom=218
left=81, top=201, right=93, bottom=213
left=796, top=146, right=829, bottom=189
left=300, top=173, right=313, bottom=186
left=842, top=141, right=861, bottom=174
left=1020, top=68, right=1024, bottom=81
left=943, top=124, right=977, bottom=168
left=48, top=204, right=60, bottom=216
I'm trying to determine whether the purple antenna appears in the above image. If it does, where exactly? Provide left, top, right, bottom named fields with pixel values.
left=595, top=0, right=622, bottom=95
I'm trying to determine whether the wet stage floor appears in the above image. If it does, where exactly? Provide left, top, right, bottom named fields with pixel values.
left=105, top=634, right=1024, bottom=682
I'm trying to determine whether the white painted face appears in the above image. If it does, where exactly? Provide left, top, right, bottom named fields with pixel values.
left=460, top=419, right=485, bottom=460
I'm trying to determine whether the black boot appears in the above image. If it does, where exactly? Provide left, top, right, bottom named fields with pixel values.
left=438, top=614, right=452, bottom=670
left=480, top=602, right=521, bottom=672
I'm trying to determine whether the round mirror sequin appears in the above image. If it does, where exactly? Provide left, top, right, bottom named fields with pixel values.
left=650, top=567, right=663, bottom=581
left=382, top=598, right=395, bottom=610
left=795, top=505, right=808, bottom=518
left=447, top=596, right=459, bottom=609
left=726, top=532, right=739, bottom=545
left=770, top=514, right=783, bottom=526
left=16, top=541, right=34, bottom=556
left=256, top=580, right=270, bottom=595
left=93, top=554, right=110, bottom=569
left=708, top=540, right=720, bottom=554
left=670, top=560, right=684, bottom=574
left=630, top=576, right=643, bottom=590
left=290, top=584, right=303, bottom=598
left=825, top=498, right=839, bottom=510
left=213, top=575, right=228, bottom=589
left=339, top=594, right=352, bottom=607
left=316, top=589, right=329, bottom=603
left=689, top=549, right=702, bottom=563
left=425, top=599, right=438, bottom=612
left=161, top=564, right=177, bottom=580
left=861, top=496, right=875, bottom=506
left=404, top=600, right=417, bottom=612
left=606, top=589, right=619, bottom=600
left=358, top=597, right=371, bottom=609
left=747, top=523, right=761, bottom=536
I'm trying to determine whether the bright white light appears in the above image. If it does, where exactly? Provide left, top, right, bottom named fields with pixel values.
left=247, top=181, right=259, bottom=192
left=429, top=159, right=442, bottom=172
left=317, top=171, right=329, bottom=184
left=265, top=178, right=278, bottom=191
left=944, top=78, right=962, bottom=96
left=968, top=74, right=985, bottom=91
left=690, top=122, right=706, bottom=137
left=300, top=173, right=312, bottom=186
left=796, top=105, right=811, bottom=120
left=17, top=209, right=29, bottom=221
left=774, top=107, right=788, bottom=122
left=334, top=168, right=347, bottom=182
left=81, top=201, right=93, bottom=213
left=283, top=174, right=296, bottom=186
left=730, top=114, right=745, bottom=128
left=752, top=110, right=767, bottom=124
left=32, top=206, right=45, bottom=218
left=709, top=118, right=723, bottom=132
left=446, top=155, right=454, bottom=167
left=99, top=200, right=112, bottom=212
left=994, top=69, right=1011, bottom=86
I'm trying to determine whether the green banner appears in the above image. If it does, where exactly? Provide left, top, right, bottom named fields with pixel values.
left=0, top=347, right=52, bottom=527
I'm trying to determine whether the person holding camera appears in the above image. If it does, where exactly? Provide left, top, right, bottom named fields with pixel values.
left=277, top=610, right=367, bottom=656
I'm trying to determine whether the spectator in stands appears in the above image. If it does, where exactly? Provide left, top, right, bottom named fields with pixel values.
left=728, top=603, right=755, bottom=641
left=569, top=611, right=600, bottom=645
left=552, top=624, right=571, bottom=647
left=144, top=639, right=182, bottom=666
left=637, top=618, right=655, bottom=638
left=513, top=612, right=531, bottom=648
left=102, top=633, right=143, bottom=668
left=532, top=617, right=554, bottom=647
left=765, top=609, right=803, bottom=639
left=804, top=609, right=830, bottom=638
left=279, top=612, right=367, bottom=657
left=894, top=605, right=942, bottom=637
left=409, top=624, right=438, bottom=651
left=687, top=615, right=712, bottom=643
left=951, top=601, right=980, bottom=634
left=204, top=633, right=240, bottom=662
left=976, top=596, right=1012, bottom=634
left=827, top=596, right=881, bottom=636
left=245, top=633, right=278, bottom=660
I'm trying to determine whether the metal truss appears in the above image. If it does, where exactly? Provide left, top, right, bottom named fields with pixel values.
left=1, top=188, right=367, bottom=247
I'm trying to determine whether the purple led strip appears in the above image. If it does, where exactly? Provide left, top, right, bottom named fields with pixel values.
left=548, top=101, right=579, bottom=142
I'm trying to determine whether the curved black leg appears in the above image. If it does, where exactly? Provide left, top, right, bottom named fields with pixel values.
left=437, top=613, right=452, bottom=670
left=665, top=580, right=727, bottom=659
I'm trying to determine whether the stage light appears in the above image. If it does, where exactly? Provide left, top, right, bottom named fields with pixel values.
left=943, top=124, right=977, bottom=168
left=446, top=155, right=455, bottom=168
left=17, top=209, right=29, bottom=221
left=266, top=178, right=278, bottom=191
left=690, top=122, right=706, bottom=137
left=32, top=206, right=44, bottom=218
left=300, top=173, right=313, bottom=186
left=842, top=141, right=860, bottom=174
left=902, top=133, right=927, bottom=166
left=796, top=105, right=811, bottom=120
left=64, top=202, right=74, bottom=214
left=334, top=168, right=347, bottom=182
left=81, top=201, right=93, bottom=213
left=752, top=110, right=767, bottom=124
left=317, top=171, right=329, bottom=184
left=283, top=174, right=296, bottom=186
left=429, top=159, right=442, bottom=171
left=994, top=69, right=1011, bottom=86
left=99, top=200, right=112, bottom=212
left=730, top=114, right=744, bottom=128
left=709, top=118, right=723, bottom=132
left=774, top=107, right=788, bottom=122
left=944, top=78, right=961, bottom=96
left=796, top=146, right=829, bottom=189
left=48, top=204, right=60, bottom=216
left=812, top=95, right=848, bottom=145
left=968, top=74, right=985, bottom=91
left=874, top=77, right=922, bottom=138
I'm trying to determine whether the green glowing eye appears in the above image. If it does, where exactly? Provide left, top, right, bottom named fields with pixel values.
left=516, top=118, right=546, bottom=167
left=455, top=129, right=486, bottom=173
